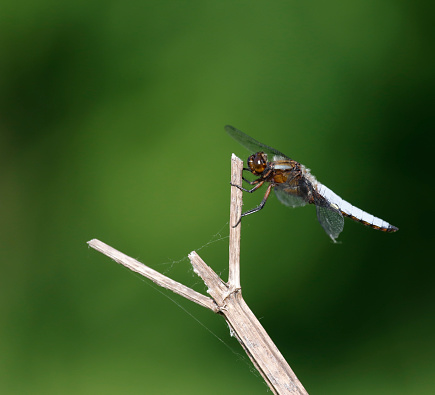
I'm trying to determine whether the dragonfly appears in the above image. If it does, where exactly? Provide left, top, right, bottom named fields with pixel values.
left=226, top=125, right=398, bottom=242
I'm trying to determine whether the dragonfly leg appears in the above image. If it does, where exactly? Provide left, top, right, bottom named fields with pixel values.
left=242, top=176, right=260, bottom=185
left=233, top=183, right=273, bottom=227
left=230, top=180, right=264, bottom=193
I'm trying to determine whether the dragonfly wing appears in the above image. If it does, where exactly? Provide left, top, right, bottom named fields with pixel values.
left=274, top=185, right=308, bottom=208
left=316, top=204, right=344, bottom=243
left=225, top=125, right=289, bottom=160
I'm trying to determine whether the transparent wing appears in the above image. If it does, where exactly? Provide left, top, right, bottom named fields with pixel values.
left=225, top=125, right=290, bottom=160
left=274, top=185, right=307, bottom=208
left=316, top=204, right=344, bottom=243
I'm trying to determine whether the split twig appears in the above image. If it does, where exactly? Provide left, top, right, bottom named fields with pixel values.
left=87, top=154, right=308, bottom=395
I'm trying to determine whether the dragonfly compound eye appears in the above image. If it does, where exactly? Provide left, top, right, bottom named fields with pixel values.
left=248, top=152, right=267, bottom=175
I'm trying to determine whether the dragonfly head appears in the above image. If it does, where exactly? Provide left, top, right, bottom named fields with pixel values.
left=247, top=152, right=268, bottom=175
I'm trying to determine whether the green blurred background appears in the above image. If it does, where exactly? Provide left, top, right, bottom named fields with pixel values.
left=1, top=1, right=433, bottom=394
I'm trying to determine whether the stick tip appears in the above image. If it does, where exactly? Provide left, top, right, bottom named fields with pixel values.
left=231, top=154, right=243, bottom=170
left=87, top=239, right=101, bottom=248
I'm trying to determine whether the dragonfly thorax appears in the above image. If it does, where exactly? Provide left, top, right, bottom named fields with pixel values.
left=247, top=152, right=268, bottom=175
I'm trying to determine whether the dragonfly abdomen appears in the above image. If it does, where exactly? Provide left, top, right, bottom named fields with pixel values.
left=341, top=211, right=398, bottom=232
left=316, top=183, right=398, bottom=233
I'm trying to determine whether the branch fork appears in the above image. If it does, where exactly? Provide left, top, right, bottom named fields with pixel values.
left=87, top=153, right=308, bottom=395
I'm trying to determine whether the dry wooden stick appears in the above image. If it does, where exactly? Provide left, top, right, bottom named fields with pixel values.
left=87, top=238, right=218, bottom=312
left=87, top=154, right=308, bottom=395
left=228, top=153, right=243, bottom=289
